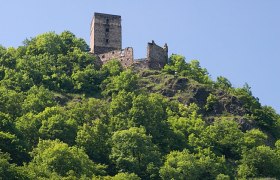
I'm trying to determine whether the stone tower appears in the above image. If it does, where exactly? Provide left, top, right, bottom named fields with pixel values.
left=90, top=13, right=122, bottom=54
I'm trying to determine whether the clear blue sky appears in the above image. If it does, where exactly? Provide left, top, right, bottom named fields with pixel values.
left=1, top=0, right=280, bottom=113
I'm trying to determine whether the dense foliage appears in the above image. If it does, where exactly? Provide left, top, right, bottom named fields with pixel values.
left=1, top=31, right=280, bottom=179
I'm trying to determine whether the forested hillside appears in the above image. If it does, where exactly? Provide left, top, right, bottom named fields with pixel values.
left=1, top=31, right=280, bottom=179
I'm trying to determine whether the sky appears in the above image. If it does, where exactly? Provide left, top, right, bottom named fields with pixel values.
left=0, top=0, right=279, bottom=113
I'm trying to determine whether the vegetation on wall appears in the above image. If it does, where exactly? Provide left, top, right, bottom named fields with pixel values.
left=0, top=31, right=280, bottom=179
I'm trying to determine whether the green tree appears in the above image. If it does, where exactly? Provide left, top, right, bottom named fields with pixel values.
left=27, top=139, right=106, bottom=178
left=160, top=149, right=227, bottom=180
left=129, top=93, right=171, bottom=151
left=0, top=87, right=24, bottom=118
left=244, top=129, right=267, bottom=149
left=0, top=68, right=34, bottom=91
left=59, top=30, right=90, bottom=53
left=0, top=112, right=15, bottom=134
left=102, top=70, right=138, bottom=96
left=197, top=118, right=244, bottom=159
left=0, top=46, right=17, bottom=69
left=101, top=59, right=123, bottom=77
left=184, top=60, right=211, bottom=84
left=232, top=83, right=261, bottom=113
left=110, top=127, right=161, bottom=179
left=108, top=90, right=134, bottom=131
left=22, top=85, right=57, bottom=114
left=168, top=111, right=206, bottom=150
left=95, top=172, right=140, bottom=180
left=67, top=98, right=109, bottom=125
left=71, top=66, right=100, bottom=93
left=76, top=119, right=110, bottom=164
left=237, top=145, right=280, bottom=178
left=0, top=131, right=28, bottom=164
left=38, top=107, right=77, bottom=145
left=16, top=112, right=41, bottom=150
left=164, top=55, right=211, bottom=84
left=0, top=151, right=28, bottom=179
left=163, top=54, right=187, bottom=74
left=205, top=93, right=219, bottom=112
left=253, top=106, right=280, bottom=137
left=215, top=76, right=232, bottom=90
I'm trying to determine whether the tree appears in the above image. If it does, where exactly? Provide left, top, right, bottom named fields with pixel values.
left=15, top=112, right=41, bottom=151
left=0, top=112, right=15, bottom=134
left=197, top=118, right=244, bottom=159
left=184, top=60, right=211, bottom=84
left=111, top=173, right=140, bottom=180
left=129, top=93, right=171, bottom=151
left=0, top=151, right=28, bottom=179
left=205, top=93, right=219, bottom=112
left=232, top=83, right=261, bottom=113
left=215, top=76, right=232, bottom=90
left=0, top=131, right=28, bottom=164
left=101, top=59, right=123, bottom=77
left=168, top=111, right=206, bottom=151
left=67, top=98, right=109, bottom=125
left=22, top=85, right=57, bottom=114
left=163, top=54, right=187, bottom=74
left=110, top=127, right=161, bottom=179
left=76, top=119, right=110, bottom=164
left=160, top=149, right=227, bottom=180
left=38, top=107, right=77, bottom=145
left=25, top=32, right=64, bottom=56
left=71, top=66, right=99, bottom=93
left=0, top=87, right=24, bottom=118
left=244, top=129, right=267, bottom=149
left=102, top=70, right=138, bottom=96
left=27, top=139, right=107, bottom=178
left=0, top=47, right=17, bottom=69
left=108, top=90, right=134, bottom=131
left=163, top=55, right=211, bottom=84
left=59, top=31, right=89, bottom=53
left=96, top=172, right=140, bottom=180
left=253, top=106, right=280, bottom=137
left=237, top=145, right=280, bottom=178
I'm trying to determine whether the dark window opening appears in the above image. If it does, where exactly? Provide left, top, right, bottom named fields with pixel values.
left=106, top=28, right=109, bottom=32
left=106, top=18, right=109, bottom=24
left=106, top=39, right=109, bottom=43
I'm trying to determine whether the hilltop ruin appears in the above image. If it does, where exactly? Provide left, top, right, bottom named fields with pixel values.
left=90, top=12, right=168, bottom=70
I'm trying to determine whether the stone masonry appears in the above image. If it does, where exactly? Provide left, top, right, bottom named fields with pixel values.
left=90, top=13, right=122, bottom=54
left=146, top=40, right=168, bottom=70
left=98, top=47, right=134, bottom=68
left=90, top=12, right=168, bottom=70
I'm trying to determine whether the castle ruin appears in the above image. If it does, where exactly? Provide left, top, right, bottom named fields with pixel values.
left=90, top=12, right=168, bottom=70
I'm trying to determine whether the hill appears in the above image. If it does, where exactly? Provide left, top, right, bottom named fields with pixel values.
left=0, top=31, right=280, bottom=179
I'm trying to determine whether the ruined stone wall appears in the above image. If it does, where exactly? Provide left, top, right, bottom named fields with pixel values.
left=90, top=13, right=122, bottom=54
left=98, top=47, right=134, bottom=68
left=147, top=41, right=168, bottom=70
left=131, top=59, right=149, bottom=70
left=89, top=13, right=170, bottom=70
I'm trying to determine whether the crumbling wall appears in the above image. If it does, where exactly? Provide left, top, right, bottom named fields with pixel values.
left=131, top=60, right=149, bottom=70
left=98, top=47, right=134, bottom=68
left=147, top=41, right=168, bottom=70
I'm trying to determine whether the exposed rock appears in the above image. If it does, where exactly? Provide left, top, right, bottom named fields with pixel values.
left=161, top=88, right=175, bottom=97
left=172, top=78, right=188, bottom=91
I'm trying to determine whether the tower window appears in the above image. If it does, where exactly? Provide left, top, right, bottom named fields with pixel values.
left=106, top=39, right=109, bottom=43
left=106, top=18, right=109, bottom=24
left=106, top=28, right=109, bottom=32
